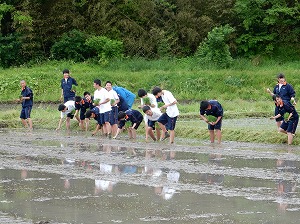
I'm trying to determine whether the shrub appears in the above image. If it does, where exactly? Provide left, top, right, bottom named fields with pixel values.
left=85, top=35, right=124, bottom=62
left=195, top=25, right=234, bottom=68
left=50, top=30, right=93, bottom=62
left=0, top=34, right=22, bottom=68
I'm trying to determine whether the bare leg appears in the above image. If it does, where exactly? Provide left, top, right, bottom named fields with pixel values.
left=155, top=127, right=161, bottom=140
left=66, top=117, right=71, bottom=131
left=209, top=130, right=215, bottom=143
left=276, top=121, right=283, bottom=132
left=131, top=129, right=137, bottom=139
left=148, top=128, right=156, bottom=141
left=287, top=132, right=293, bottom=145
left=169, top=130, right=175, bottom=144
left=111, top=124, right=118, bottom=136
left=144, top=124, right=149, bottom=141
left=215, top=129, right=222, bottom=144
left=158, top=122, right=167, bottom=140
left=105, top=122, right=111, bottom=135
left=128, top=128, right=133, bottom=139
left=21, top=119, right=28, bottom=128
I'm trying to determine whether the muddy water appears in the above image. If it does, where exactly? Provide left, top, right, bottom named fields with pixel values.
left=1, top=129, right=300, bottom=223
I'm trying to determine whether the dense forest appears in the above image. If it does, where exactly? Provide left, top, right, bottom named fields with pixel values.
left=0, top=0, right=300, bottom=67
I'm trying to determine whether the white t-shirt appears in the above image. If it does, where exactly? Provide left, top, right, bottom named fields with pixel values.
left=94, top=88, right=112, bottom=113
left=61, top=100, right=75, bottom=118
left=107, top=89, right=119, bottom=107
left=141, top=93, right=158, bottom=108
left=161, top=90, right=179, bottom=118
left=146, top=107, right=162, bottom=121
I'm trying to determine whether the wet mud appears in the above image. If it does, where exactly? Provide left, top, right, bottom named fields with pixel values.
left=0, top=129, right=300, bottom=223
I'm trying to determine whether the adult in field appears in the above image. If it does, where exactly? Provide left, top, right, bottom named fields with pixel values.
left=19, top=80, right=33, bottom=130
left=93, top=79, right=112, bottom=138
left=152, top=87, right=179, bottom=144
left=60, top=69, right=78, bottom=103
left=267, top=73, right=296, bottom=131
left=200, top=100, right=223, bottom=144
left=270, top=95, right=298, bottom=145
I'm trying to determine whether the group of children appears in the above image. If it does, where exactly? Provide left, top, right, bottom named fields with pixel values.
left=17, top=68, right=227, bottom=144
left=267, top=73, right=299, bottom=145
left=56, top=69, right=183, bottom=144
left=19, top=69, right=297, bottom=145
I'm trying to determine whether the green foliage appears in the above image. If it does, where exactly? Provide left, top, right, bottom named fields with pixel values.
left=195, top=25, right=234, bottom=68
left=234, top=0, right=300, bottom=56
left=93, top=99, right=100, bottom=106
left=85, top=35, right=124, bottom=62
left=207, top=115, right=217, bottom=122
left=142, top=97, right=151, bottom=105
left=0, top=33, right=22, bottom=67
left=51, top=30, right=93, bottom=62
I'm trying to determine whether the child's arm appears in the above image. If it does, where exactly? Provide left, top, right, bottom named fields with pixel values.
left=270, top=114, right=282, bottom=120
left=199, top=114, right=209, bottom=123
left=56, top=118, right=63, bottom=130
left=74, top=109, right=80, bottom=122
left=113, top=128, right=122, bottom=139
left=92, top=124, right=101, bottom=136
left=161, top=100, right=177, bottom=109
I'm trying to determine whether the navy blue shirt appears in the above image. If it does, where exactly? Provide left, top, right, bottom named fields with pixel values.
left=90, top=106, right=101, bottom=124
left=118, top=109, right=143, bottom=129
left=273, top=82, right=295, bottom=101
left=76, top=97, right=95, bottom=111
left=61, top=77, right=78, bottom=98
left=200, top=100, right=223, bottom=117
left=117, top=95, right=129, bottom=112
left=277, top=101, right=298, bottom=121
left=21, top=86, right=33, bottom=107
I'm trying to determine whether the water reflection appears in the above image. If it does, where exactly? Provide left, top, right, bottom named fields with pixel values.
left=199, top=153, right=224, bottom=185
left=276, top=158, right=298, bottom=212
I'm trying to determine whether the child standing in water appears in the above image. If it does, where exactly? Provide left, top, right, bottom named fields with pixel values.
left=270, top=95, right=298, bottom=145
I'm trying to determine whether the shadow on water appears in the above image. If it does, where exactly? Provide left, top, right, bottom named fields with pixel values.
left=1, top=130, right=300, bottom=223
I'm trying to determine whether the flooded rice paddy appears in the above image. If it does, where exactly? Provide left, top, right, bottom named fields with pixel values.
left=1, top=129, right=300, bottom=223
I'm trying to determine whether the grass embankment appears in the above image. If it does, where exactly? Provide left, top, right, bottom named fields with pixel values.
left=0, top=58, right=300, bottom=145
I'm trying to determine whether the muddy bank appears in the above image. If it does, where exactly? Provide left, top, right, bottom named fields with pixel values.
left=1, top=129, right=300, bottom=223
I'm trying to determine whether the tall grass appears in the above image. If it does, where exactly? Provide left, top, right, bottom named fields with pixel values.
left=1, top=57, right=300, bottom=104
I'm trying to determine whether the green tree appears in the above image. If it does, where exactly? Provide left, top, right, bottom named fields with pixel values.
left=196, top=24, right=234, bottom=68
left=234, top=0, right=300, bottom=57
left=51, top=29, right=93, bottom=62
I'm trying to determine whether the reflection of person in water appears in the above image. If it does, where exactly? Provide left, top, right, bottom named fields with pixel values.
left=95, top=163, right=119, bottom=194
left=200, top=153, right=224, bottom=185
left=160, top=170, right=180, bottom=200
left=276, top=158, right=298, bottom=211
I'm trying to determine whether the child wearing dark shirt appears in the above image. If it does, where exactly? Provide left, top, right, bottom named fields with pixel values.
left=113, top=109, right=143, bottom=139
left=200, top=100, right=224, bottom=144
left=270, top=95, right=299, bottom=145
